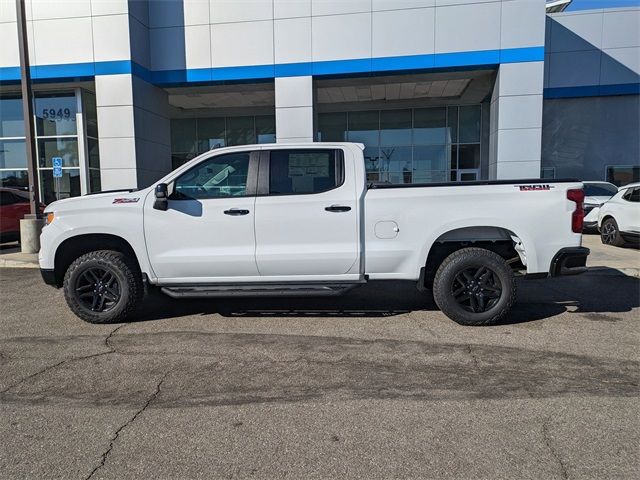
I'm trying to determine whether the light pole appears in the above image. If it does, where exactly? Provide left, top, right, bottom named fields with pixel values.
left=16, top=0, right=44, bottom=253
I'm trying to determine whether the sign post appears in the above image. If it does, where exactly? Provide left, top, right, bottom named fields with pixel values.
left=52, top=157, right=63, bottom=201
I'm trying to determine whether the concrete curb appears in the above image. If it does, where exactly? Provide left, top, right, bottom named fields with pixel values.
left=0, top=258, right=39, bottom=269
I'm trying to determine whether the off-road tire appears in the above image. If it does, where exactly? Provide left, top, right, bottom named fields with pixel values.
left=600, top=218, right=625, bottom=247
left=63, top=250, right=143, bottom=324
left=432, top=247, right=516, bottom=326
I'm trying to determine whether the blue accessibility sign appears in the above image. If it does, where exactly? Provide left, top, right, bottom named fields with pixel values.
left=52, top=157, right=63, bottom=178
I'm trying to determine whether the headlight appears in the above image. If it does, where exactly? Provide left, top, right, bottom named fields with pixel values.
left=45, top=212, right=55, bottom=225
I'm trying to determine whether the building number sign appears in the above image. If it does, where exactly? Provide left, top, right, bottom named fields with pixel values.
left=42, top=108, right=72, bottom=121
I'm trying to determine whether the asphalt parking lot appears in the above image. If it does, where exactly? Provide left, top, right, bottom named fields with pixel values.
left=0, top=267, right=638, bottom=479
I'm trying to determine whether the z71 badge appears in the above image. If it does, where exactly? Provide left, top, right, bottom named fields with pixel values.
left=112, top=198, right=140, bottom=204
left=517, top=184, right=554, bottom=191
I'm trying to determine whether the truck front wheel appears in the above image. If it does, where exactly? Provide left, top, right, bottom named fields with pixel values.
left=63, top=250, right=143, bottom=324
left=432, top=247, right=516, bottom=326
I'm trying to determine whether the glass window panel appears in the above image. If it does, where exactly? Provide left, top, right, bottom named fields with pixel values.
left=39, top=168, right=81, bottom=204
left=318, top=112, right=347, bottom=142
left=171, top=119, right=197, bottom=154
left=82, top=91, right=99, bottom=138
left=460, top=172, right=478, bottom=181
left=0, top=96, right=24, bottom=137
left=89, top=168, right=101, bottom=193
left=379, top=146, right=411, bottom=183
left=0, top=170, right=28, bottom=189
left=35, top=94, right=77, bottom=136
left=172, top=152, right=198, bottom=170
left=87, top=138, right=100, bottom=170
left=380, top=109, right=411, bottom=145
left=256, top=115, right=276, bottom=144
left=37, top=138, right=79, bottom=167
left=606, top=166, right=640, bottom=187
left=458, top=105, right=481, bottom=143
left=413, top=108, right=446, bottom=145
left=541, top=167, right=555, bottom=179
left=174, top=153, right=250, bottom=199
left=414, top=145, right=447, bottom=172
left=348, top=111, right=379, bottom=147
left=363, top=146, right=380, bottom=173
left=447, top=106, right=458, bottom=143
left=226, top=116, right=255, bottom=146
left=458, top=144, right=480, bottom=169
left=270, top=150, right=339, bottom=194
left=412, top=170, right=448, bottom=184
left=197, top=117, right=226, bottom=152
left=0, top=139, right=27, bottom=169
left=450, top=144, right=458, bottom=170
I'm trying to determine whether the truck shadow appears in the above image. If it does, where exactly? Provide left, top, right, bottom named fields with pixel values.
left=132, top=270, right=639, bottom=325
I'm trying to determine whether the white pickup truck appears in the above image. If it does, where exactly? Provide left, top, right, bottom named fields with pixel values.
left=39, top=142, right=589, bottom=326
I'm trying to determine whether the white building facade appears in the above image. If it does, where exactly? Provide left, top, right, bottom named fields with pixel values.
left=0, top=1, right=637, bottom=203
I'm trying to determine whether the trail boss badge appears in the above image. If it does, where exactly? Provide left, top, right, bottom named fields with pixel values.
left=517, top=184, right=554, bottom=191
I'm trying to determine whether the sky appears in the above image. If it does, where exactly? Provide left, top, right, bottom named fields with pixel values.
left=565, top=0, right=640, bottom=10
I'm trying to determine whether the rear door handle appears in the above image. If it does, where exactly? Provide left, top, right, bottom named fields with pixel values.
left=223, top=208, right=250, bottom=216
left=325, top=205, right=351, bottom=212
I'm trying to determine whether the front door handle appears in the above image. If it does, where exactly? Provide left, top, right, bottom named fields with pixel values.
left=224, top=208, right=250, bottom=216
left=325, top=205, right=351, bottom=212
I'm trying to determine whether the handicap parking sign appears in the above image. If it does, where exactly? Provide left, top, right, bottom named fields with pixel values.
left=52, top=157, right=63, bottom=178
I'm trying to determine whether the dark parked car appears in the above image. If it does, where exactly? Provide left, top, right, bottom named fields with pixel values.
left=0, top=188, right=42, bottom=244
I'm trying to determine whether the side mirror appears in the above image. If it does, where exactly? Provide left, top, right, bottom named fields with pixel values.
left=153, top=183, right=168, bottom=211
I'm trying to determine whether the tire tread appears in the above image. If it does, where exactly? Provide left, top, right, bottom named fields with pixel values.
left=63, top=250, right=142, bottom=324
left=432, top=247, right=516, bottom=326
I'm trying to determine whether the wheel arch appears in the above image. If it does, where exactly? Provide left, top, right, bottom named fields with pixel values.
left=419, top=226, right=526, bottom=290
left=53, top=233, right=141, bottom=287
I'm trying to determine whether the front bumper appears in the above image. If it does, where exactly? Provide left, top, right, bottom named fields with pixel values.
left=549, top=247, right=590, bottom=277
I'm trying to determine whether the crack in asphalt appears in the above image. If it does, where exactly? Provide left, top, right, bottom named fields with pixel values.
left=85, top=373, right=168, bottom=480
left=0, top=324, right=125, bottom=395
left=466, top=344, right=480, bottom=371
left=542, top=419, right=569, bottom=479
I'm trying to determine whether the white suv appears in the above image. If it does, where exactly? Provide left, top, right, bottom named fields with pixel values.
left=598, top=182, right=640, bottom=246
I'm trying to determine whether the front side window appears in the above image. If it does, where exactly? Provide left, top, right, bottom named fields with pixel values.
left=269, top=150, right=342, bottom=195
left=173, top=153, right=250, bottom=200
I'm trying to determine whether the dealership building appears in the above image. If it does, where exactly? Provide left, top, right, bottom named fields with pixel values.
left=0, top=0, right=638, bottom=204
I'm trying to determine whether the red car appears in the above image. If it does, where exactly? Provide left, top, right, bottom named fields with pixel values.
left=0, top=187, right=42, bottom=244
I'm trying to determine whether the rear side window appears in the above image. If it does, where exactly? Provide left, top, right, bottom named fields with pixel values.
left=268, top=149, right=343, bottom=195
left=623, top=187, right=640, bottom=202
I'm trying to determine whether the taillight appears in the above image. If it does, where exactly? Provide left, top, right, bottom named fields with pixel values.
left=567, top=188, right=585, bottom=233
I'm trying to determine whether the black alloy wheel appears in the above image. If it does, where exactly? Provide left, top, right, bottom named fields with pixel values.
left=74, top=266, right=121, bottom=313
left=451, top=265, right=502, bottom=313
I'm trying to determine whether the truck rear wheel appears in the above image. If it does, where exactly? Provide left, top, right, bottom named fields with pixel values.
left=63, top=250, right=143, bottom=324
left=432, top=247, right=516, bottom=326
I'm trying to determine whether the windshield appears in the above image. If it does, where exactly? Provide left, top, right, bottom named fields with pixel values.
left=584, top=183, right=618, bottom=197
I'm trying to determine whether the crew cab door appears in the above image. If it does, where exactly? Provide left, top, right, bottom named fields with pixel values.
left=253, top=147, right=361, bottom=279
left=144, top=151, right=259, bottom=282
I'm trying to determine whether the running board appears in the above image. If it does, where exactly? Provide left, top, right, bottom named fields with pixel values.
left=160, top=281, right=365, bottom=298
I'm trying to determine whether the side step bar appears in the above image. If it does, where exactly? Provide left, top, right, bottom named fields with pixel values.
left=160, top=281, right=365, bottom=298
